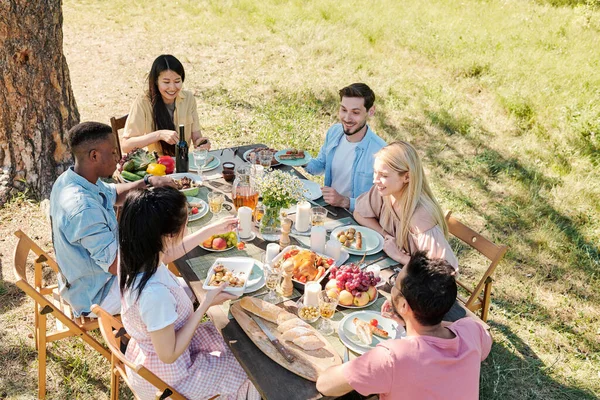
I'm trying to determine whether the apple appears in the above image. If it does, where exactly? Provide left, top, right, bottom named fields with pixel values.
left=353, top=292, right=370, bottom=307
left=326, top=288, right=340, bottom=299
left=338, top=290, right=354, bottom=306
left=202, top=237, right=213, bottom=248
left=212, top=237, right=227, bottom=250
left=366, top=285, right=378, bottom=301
left=325, top=279, right=338, bottom=291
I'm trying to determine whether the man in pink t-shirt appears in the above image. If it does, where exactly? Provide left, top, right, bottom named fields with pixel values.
left=316, top=251, right=492, bottom=399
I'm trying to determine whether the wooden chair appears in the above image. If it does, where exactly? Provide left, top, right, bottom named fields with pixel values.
left=110, top=114, right=128, bottom=160
left=91, top=305, right=189, bottom=400
left=445, top=211, right=508, bottom=322
left=12, top=230, right=111, bottom=399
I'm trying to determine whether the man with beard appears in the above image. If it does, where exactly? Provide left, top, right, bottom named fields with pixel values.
left=50, top=122, right=175, bottom=317
left=305, top=83, right=386, bottom=211
left=316, top=251, right=492, bottom=399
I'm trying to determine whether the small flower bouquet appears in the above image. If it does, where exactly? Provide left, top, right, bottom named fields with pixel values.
left=255, top=170, right=306, bottom=209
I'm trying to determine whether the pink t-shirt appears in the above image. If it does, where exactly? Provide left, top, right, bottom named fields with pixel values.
left=343, top=318, right=492, bottom=400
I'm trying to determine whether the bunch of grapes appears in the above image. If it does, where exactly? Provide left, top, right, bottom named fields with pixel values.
left=330, top=263, right=381, bottom=297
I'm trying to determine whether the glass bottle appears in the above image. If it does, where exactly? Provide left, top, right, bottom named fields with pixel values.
left=175, top=124, right=189, bottom=173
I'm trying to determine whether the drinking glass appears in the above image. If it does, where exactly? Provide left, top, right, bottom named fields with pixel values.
left=317, top=290, right=339, bottom=335
left=254, top=202, right=265, bottom=225
left=207, top=192, right=225, bottom=219
left=263, top=264, right=282, bottom=303
left=193, top=148, right=208, bottom=177
left=258, top=150, right=273, bottom=170
left=310, top=206, right=328, bottom=227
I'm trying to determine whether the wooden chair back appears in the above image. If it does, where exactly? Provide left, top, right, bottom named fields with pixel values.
left=445, top=211, right=508, bottom=322
left=12, top=230, right=110, bottom=399
left=110, top=114, right=128, bottom=160
left=92, top=305, right=188, bottom=400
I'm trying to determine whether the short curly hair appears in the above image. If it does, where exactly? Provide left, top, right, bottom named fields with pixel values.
left=68, top=121, right=113, bottom=153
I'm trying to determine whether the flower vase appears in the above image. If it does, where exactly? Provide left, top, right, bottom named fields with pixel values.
left=260, top=205, right=281, bottom=242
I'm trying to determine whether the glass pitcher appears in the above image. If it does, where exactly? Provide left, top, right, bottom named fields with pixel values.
left=232, top=165, right=259, bottom=212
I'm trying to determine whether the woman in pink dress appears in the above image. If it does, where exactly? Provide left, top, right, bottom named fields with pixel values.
left=119, top=187, right=260, bottom=400
left=354, top=141, right=458, bottom=270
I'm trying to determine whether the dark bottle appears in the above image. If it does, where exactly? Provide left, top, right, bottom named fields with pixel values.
left=175, top=124, right=189, bottom=173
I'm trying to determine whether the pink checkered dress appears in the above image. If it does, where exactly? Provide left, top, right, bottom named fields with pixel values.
left=121, top=271, right=260, bottom=400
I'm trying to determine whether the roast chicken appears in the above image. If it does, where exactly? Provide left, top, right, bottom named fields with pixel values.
left=281, top=249, right=322, bottom=281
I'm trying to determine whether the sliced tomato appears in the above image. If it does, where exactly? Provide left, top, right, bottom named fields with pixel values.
left=326, top=258, right=334, bottom=266
left=298, top=275, right=307, bottom=283
left=236, top=242, right=246, bottom=250
left=370, top=319, right=379, bottom=327
left=191, top=206, right=199, bottom=215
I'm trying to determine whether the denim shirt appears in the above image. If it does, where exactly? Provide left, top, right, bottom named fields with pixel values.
left=305, top=123, right=386, bottom=211
left=49, top=167, right=118, bottom=317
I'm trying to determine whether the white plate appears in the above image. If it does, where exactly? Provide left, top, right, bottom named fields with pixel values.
left=299, top=179, right=322, bottom=201
left=202, top=258, right=254, bottom=296
left=245, top=260, right=266, bottom=293
left=199, top=244, right=235, bottom=252
left=188, top=155, right=221, bottom=172
left=329, top=225, right=384, bottom=256
left=337, top=311, right=405, bottom=355
left=338, top=290, right=379, bottom=309
left=274, top=149, right=312, bottom=167
left=187, top=197, right=209, bottom=222
left=242, top=148, right=281, bottom=167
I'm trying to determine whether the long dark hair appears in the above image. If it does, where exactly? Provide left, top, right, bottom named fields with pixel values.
left=119, top=187, right=188, bottom=300
left=147, top=54, right=185, bottom=156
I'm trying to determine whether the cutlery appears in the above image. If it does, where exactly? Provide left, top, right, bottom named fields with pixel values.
left=306, top=198, right=338, bottom=217
left=249, top=314, right=296, bottom=363
left=343, top=346, right=350, bottom=363
left=360, top=255, right=387, bottom=270
left=326, top=222, right=352, bottom=234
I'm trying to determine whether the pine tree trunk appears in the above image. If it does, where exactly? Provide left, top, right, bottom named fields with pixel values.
left=0, top=0, right=79, bottom=205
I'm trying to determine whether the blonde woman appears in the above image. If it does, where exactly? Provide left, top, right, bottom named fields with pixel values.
left=354, top=141, right=458, bottom=270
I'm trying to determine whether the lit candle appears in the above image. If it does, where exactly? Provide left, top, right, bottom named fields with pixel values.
left=237, top=206, right=253, bottom=239
left=304, top=282, right=321, bottom=307
left=325, top=238, right=341, bottom=261
left=310, top=226, right=326, bottom=254
left=295, top=201, right=311, bottom=232
left=265, top=243, right=281, bottom=264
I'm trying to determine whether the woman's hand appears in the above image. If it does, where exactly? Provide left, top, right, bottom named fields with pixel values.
left=206, top=216, right=239, bottom=235
left=383, top=235, right=409, bottom=264
left=202, top=282, right=238, bottom=308
left=194, top=137, right=211, bottom=150
left=157, top=130, right=178, bottom=145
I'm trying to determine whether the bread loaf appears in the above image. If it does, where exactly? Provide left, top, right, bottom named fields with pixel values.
left=292, top=335, right=325, bottom=350
left=277, top=318, right=310, bottom=333
left=280, top=327, right=314, bottom=342
left=240, top=297, right=291, bottom=324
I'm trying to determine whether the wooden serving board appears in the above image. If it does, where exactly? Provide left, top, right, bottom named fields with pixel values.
left=230, top=301, right=341, bottom=382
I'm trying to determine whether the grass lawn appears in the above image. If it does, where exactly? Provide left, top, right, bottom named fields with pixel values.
left=1, top=0, right=599, bottom=398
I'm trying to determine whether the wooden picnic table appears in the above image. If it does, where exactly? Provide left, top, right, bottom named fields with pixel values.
left=174, top=144, right=487, bottom=400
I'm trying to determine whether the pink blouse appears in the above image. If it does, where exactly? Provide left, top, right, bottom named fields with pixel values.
left=355, top=187, right=458, bottom=270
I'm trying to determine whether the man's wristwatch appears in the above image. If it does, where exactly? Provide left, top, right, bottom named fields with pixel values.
left=143, top=175, right=152, bottom=187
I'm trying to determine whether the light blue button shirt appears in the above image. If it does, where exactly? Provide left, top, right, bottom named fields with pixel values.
left=305, top=123, right=386, bottom=211
left=49, top=167, right=118, bottom=317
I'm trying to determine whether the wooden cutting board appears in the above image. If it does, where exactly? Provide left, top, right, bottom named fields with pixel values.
left=230, top=301, right=341, bottom=382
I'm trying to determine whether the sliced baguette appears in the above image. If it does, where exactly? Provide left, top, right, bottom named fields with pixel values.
left=280, top=327, right=314, bottom=342
left=240, top=297, right=292, bottom=324
left=292, top=335, right=325, bottom=350
left=277, top=318, right=311, bottom=333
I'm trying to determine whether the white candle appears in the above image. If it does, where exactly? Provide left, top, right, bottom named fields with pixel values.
left=295, top=201, right=311, bottom=232
left=366, top=265, right=381, bottom=279
left=237, top=206, right=253, bottom=239
left=325, top=238, right=341, bottom=261
left=310, top=226, right=326, bottom=254
left=304, top=282, right=321, bottom=307
left=265, top=243, right=280, bottom=264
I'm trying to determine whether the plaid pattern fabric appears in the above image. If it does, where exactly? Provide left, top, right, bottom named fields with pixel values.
left=121, top=270, right=260, bottom=400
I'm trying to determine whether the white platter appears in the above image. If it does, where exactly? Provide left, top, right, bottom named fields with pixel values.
left=329, top=225, right=385, bottom=256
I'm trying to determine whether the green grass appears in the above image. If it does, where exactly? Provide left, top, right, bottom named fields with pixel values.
left=1, top=0, right=600, bottom=398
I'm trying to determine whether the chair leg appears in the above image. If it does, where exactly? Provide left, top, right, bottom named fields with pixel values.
left=34, top=302, right=40, bottom=351
left=110, top=359, right=119, bottom=400
left=38, top=312, right=47, bottom=399
left=481, top=277, right=493, bottom=322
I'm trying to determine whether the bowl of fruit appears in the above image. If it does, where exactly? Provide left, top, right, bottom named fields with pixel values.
left=325, top=263, right=381, bottom=308
left=200, top=232, right=238, bottom=252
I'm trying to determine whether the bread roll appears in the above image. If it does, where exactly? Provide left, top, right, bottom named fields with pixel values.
left=292, top=335, right=325, bottom=350
left=277, top=318, right=311, bottom=333
left=280, top=327, right=314, bottom=342
left=240, top=297, right=288, bottom=324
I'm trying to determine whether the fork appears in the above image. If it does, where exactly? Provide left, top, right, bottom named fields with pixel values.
left=343, top=346, right=350, bottom=363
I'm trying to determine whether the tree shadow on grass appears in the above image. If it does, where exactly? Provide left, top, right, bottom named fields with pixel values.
left=0, top=279, right=26, bottom=315
left=481, top=321, right=597, bottom=399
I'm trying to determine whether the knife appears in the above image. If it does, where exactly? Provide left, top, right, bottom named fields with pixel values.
left=306, top=198, right=338, bottom=217
left=249, top=313, right=296, bottom=363
left=360, top=255, right=388, bottom=270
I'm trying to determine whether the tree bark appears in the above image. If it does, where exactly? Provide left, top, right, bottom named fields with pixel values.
left=0, top=0, right=79, bottom=205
